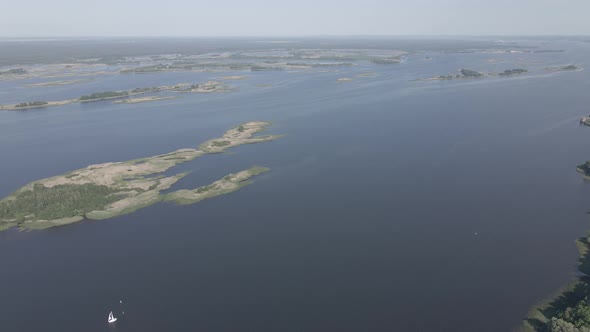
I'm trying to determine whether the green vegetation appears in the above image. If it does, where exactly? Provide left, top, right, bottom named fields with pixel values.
left=547, top=316, right=590, bottom=332
left=251, top=64, right=285, bottom=71
left=120, top=64, right=169, bottom=73
left=79, top=91, right=129, bottom=101
left=499, top=68, right=528, bottom=76
left=14, top=101, right=48, bottom=108
left=460, top=68, right=483, bottom=77
left=528, top=121, right=590, bottom=330
left=211, top=140, right=231, bottom=147
left=196, top=185, right=213, bottom=193
left=0, top=183, right=120, bottom=224
left=555, top=294, right=590, bottom=329
left=563, top=65, right=580, bottom=71
left=0, top=68, right=26, bottom=75
left=370, top=58, right=401, bottom=65
left=0, top=122, right=281, bottom=232
left=525, top=236, right=590, bottom=331
left=577, top=162, right=590, bottom=178
left=131, top=87, right=158, bottom=93
left=163, top=167, right=270, bottom=205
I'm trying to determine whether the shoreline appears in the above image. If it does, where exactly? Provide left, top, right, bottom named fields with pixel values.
left=0, top=122, right=281, bottom=231
left=523, top=126, right=590, bottom=331
left=113, top=96, right=178, bottom=104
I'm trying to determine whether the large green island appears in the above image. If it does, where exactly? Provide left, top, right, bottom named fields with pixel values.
left=0, top=122, right=281, bottom=232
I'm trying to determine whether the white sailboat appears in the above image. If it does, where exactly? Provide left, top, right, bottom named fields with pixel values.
left=108, top=311, right=118, bottom=323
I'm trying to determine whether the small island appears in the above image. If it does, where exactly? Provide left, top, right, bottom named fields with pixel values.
left=416, top=68, right=485, bottom=81
left=113, top=96, right=177, bottom=104
left=0, top=122, right=282, bottom=231
left=25, top=79, right=89, bottom=87
left=0, top=68, right=26, bottom=75
left=172, top=81, right=230, bottom=93
left=546, top=65, right=583, bottom=72
left=163, top=167, right=269, bottom=205
left=218, top=75, right=248, bottom=80
left=15, top=101, right=48, bottom=108
left=498, top=68, right=528, bottom=76
left=562, top=65, right=580, bottom=71
left=459, top=68, right=483, bottom=77
left=416, top=68, right=533, bottom=82
left=0, top=81, right=231, bottom=110
left=356, top=72, right=377, bottom=78
left=370, top=58, right=402, bottom=65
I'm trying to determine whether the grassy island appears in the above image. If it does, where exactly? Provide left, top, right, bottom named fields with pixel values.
left=0, top=122, right=281, bottom=231
left=1, top=81, right=230, bottom=111
left=113, top=96, right=177, bottom=104
left=563, top=65, right=580, bottom=71
left=370, top=58, right=402, bottom=65
left=0, top=68, right=26, bottom=75
left=546, top=65, right=583, bottom=73
left=80, top=91, right=129, bottom=102
left=460, top=68, right=483, bottom=77
left=498, top=68, right=528, bottom=76
left=163, top=167, right=270, bottom=205
left=15, top=101, right=48, bottom=108
left=25, top=79, right=89, bottom=87
left=172, top=81, right=230, bottom=93
left=416, top=68, right=533, bottom=82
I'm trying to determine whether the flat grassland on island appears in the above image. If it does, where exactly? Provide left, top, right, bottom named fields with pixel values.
left=0, top=122, right=281, bottom=231
left=113, top=96, right=178, bottom=104
left=0, top=81, right=231, bottom=111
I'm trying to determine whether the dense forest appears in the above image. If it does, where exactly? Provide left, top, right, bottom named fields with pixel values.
left=0, top=183, right=120, bottom=224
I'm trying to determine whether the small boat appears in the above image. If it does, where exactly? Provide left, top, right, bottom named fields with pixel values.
left=108, top=311, right=117, bottom=323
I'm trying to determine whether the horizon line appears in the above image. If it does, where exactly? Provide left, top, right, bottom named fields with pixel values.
left=0, top=34, right=589, bottom=39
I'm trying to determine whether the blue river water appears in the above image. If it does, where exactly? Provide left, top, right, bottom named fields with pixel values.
left=1, top=39, right=590, bottom=331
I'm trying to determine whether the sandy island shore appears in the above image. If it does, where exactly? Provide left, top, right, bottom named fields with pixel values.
left=0, top=122, right=282, bottom=231
left=113, top=96, right=178, bottom=104
left=25, top=79, right=90, bottom=87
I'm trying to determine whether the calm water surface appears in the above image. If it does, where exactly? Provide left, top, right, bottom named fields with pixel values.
left=1, top=40, right=590, bottom=331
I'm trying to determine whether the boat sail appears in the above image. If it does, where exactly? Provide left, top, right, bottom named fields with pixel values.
left=108, top=311, right=118, bottom=323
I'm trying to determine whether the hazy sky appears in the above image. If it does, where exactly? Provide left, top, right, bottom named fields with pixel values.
left=3, top=0, right=590, bottom=37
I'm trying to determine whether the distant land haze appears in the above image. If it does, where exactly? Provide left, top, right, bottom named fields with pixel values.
left=1, top=0, right=590, bottom=36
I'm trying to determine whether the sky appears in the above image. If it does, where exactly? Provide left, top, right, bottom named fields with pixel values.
left=2, top=0, right=590, bottom=37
